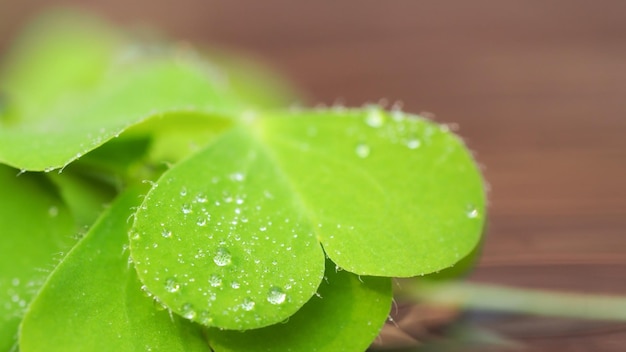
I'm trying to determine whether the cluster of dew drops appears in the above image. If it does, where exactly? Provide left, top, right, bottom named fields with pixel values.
left=354, top=107, right=482, bottom=220
left=136, top=172, right=297, bottom=325
left=134, top=106, right=481, bottom=324
left=352, top=106, right=426, bottom=159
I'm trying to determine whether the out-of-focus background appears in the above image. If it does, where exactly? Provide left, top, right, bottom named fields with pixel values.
left=2, top=1, right=626, bottom=350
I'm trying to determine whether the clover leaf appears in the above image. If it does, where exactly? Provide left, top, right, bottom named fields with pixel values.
left=130, top=107, right=485, bottom=330
left=0, top=11, right=487, bottom=352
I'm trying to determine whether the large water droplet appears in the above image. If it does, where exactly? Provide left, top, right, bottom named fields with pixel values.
left=165, top=278, right=180, bottom=293
left=355, top=143, right=370, bottom=158
left=181, top=303, right=196, bottom=320
left=466, top=205, right=480, bottom=219
left=208, top=274, right=222, bottom=287
left=130, top=231, right=141, bottom=241
left=182, top=203, right=192, bottom=214
left=365, top=109, right=385, bottom=128
left=231, top=281, right=240, bottom=289
left=241, top=298, right=255, bottom=311
left=195, top=193, right=208, bottom=203
left=180, top=187, right=188, bottom=196
left=267, top=287, right=287, bottom=305
left=161, top=228, right=172, bottom=238
left=406, top=138, right=421, bottom=149
left=230, top=172, right=245, bottom=182
left=213, top=248, right=232, bottom=267
left=48, top=206, right=59, bottom=218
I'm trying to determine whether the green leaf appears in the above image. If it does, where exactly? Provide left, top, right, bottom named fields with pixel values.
left=19, top=188, right=211, bottom=352
left=0, top=58, right=240, bottom=172
left=0, top=165, right=76, bottom=351
left=257, top=108, right=485, bottom=276
left=47, top=170, right=117, bottom=229
left=122, top=111, right=235, bottom=165
left=0, top=13, right=299, bottom=172
left=205, top=49, right=302, bottom=109
left=208, top=261, right=392, bottom=352
left=0, top=10, right=123, bottom=121
left=130, top=125, right=326, bottom=330
left=71, top=134, right=152, bottom=178
left=130, top=107, right=484, bottom=330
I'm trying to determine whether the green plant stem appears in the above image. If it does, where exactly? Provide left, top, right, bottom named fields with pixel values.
left=405, top=281, right=626, bottom=321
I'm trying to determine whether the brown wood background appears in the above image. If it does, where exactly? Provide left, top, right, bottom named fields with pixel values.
left=2, top=1, right=626, bottom=350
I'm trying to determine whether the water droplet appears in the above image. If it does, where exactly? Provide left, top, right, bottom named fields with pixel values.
left=48, top=206, right=59, bottom=217
left=153, top=297, right=167, bottom=311
left=141, top=285, right=153, bottom=298
left=180, top=303, right=196, bottom=320
left=241, top=298, right=255, bottom=311
left=199, top=311, right=213, bottom=325
left=230, top=172, right=245, bottom=182
left=259, top=226, right=267, bottom=232
left=231, top=281, right=240, bottom=289
left=213, top=248, right=232, bottom=267
left=165, top=278, right=180, bottom=293
left=196, top=217, right=207, bottom=226
left=365, top=109, right=385, bottom=128
left=208, top=274, right=222, bottom=287
left=466, top=205, right=480, bottom=219
left=406, top=138, right=421, bottom=149
left=161, top=228, right=172, bottom=238
left=195, top=193, right=207, bottom=203
left=180, top=187, right=188, bottom=196
left=391, top=109, right=404, bottom=122
left=182, top=203, right=192, bottom=214
left=355, top=143, right=370, bottom=158
left=267, top=287, right=286, bottom=305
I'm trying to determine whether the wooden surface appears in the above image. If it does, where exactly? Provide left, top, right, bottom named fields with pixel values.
left=2, top=1, right=626, bottom=350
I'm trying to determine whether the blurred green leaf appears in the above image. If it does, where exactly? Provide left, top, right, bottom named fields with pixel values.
left=0, top=10, right=123, bottom=121
left=72, top=134, right=152, bottom=178
left=0, top=12, right=299, bottom=172
left=0, top=165, right=76, bottom=351
left=206, top=48, right=303, bottom=109
left=123, top=111, right=234, bottom=165
left=0, top=58, right=240, bottom=172
left=19, top=188, right=211, bottom=352
left=46, top=170, right=117, bottom=229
